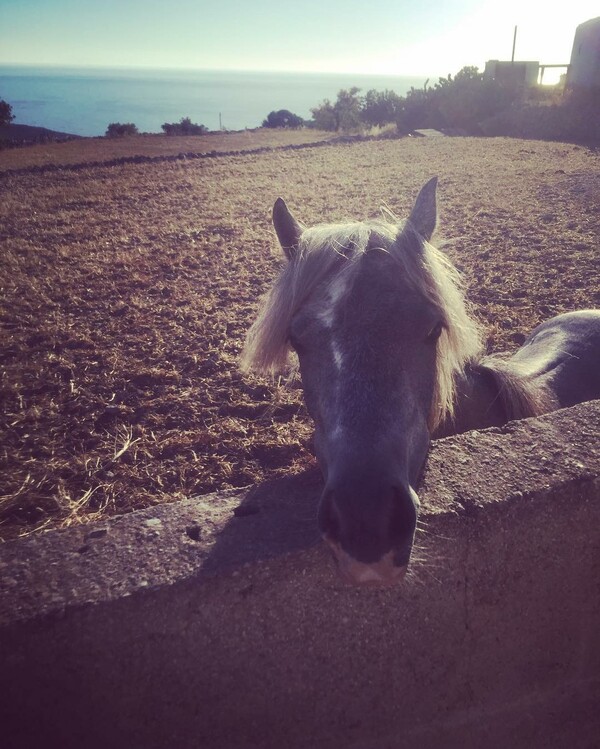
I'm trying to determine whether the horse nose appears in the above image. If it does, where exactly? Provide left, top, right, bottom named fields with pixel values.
left=318, top=479, right=419, bottom=582
left=325, top=539, right=409, bottom=587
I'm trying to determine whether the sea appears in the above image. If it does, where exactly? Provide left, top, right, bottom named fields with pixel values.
left=0, top=65, right=428, bottom=137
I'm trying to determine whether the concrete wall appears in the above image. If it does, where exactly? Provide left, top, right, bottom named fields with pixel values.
left=567, top=16, right=600, bottom=90
left=1, top=401, right=599, bottom=749
left=483, top=60, right=540, bottom=89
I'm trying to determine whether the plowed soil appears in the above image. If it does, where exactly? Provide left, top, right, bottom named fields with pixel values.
left=1, top=133, right=599, bottom=539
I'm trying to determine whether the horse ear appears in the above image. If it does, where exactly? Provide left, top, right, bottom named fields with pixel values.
left=273, top=198, right=302, bottom=261
left=406, top=176, right=438, bottom=242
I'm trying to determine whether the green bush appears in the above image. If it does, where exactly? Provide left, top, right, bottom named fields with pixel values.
left=480, top=95, right=600, bottom=143
left=161, top=117, right=208, bottom=136
left=395, top=86, right=437, bottom=133
left=309, top=99, right=337, bottom=131
left=0, top=99, right=15, bottom=126
left=105, top=122, right=138, bottom=137
left=262, top=109, right=304, bottom=128
left=311, top=87, right=363, bottom=132
left=304, top=66, right=599, bottom=143
left=395, top=67, right=518, bottom=134
left=361, top=89, right=403, bottom=127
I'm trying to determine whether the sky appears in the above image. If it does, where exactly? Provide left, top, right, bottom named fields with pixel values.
left=0, top=0, right=598, bottom=80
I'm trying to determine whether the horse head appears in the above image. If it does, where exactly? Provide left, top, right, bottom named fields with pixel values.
left=243, top=179, right=480, bottom=585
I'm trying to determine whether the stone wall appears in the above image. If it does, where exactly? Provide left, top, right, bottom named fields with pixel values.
left=1, top=401, right=599, bottom=749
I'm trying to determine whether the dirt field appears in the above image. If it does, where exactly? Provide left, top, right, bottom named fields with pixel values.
left=1, top=133, right=599, bottom=539
left=0, top=128, right=338, bottom=172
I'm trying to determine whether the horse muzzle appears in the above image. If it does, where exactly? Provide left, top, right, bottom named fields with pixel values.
left=324, top=538, right=408, bottom=586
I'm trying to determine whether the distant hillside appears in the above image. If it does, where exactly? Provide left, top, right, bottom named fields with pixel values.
left=0, top=123, right=81, bottom=147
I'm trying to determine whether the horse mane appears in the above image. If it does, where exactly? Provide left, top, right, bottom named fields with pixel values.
left=475, top=355, right=557, bottom=420
left=241, top=214, right=482, bottom=432
left=241, top=220, right=372, bottom=374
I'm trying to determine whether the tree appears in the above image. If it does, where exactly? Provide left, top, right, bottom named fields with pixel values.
left=262, top=109, right=304, bottom=128
left=105, top=122, right=138, bottom=137
left=0, top=99, right=14, bottom=126
left=435, top=67, right=516, bottom=131
left=161, top=117, right=208, bottom=135
left=361, top=89, right=403, bottom=127
left=453, top=65, right=483, bottom=83
left=333, top=87, right=363, bottom=131
left=395, top=85, right=437, bottom=133
left=311, top=87, right=363, bottom=131
left=310, top=98, right=337, bottom=131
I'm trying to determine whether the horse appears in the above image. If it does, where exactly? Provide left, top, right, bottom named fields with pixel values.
left=242, top=177, right=600, bottom=586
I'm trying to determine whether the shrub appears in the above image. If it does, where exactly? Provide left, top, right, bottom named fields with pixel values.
left=394, top=67, right=520, bottom=134
left=310, top=87, right=403, bottom=132
left=262, top=109, right=304, bottom=128
left=305, top=65, right=599, bottom=143
left=309, top=99, right=338, bottom=131
left=105, top=122, right=138, bottom=137
left=161, top=117, right=208, bottom=135
left=395, top=86, right=437, bottom=133
left=480, top=95, right=600, bottom=143
left=334, top=88, right=363, bottom=131
left=361, top=89, right=403, bottom=127
left=0, top=99, right=15, bottom=126
left=311, top=87, right=363, bottom=132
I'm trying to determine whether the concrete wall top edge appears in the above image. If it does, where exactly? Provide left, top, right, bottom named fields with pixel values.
left=0, top=400, right=599, bottom=626
left=422, top=400, right=600, bottom=513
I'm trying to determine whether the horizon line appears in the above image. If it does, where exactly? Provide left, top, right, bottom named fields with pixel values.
left=0, top=61, right=451, bottom=80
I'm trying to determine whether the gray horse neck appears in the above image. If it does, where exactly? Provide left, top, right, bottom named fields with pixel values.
left=433, top=363, right=507, bottom=439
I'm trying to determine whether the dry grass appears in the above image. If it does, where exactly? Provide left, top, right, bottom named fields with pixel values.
left=1, top=134, right=599, bottom=540
left=0, top=128, right=338, bottom=172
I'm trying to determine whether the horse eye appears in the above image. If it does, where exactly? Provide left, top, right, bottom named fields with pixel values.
left=426, top=321, right=444, bottom=343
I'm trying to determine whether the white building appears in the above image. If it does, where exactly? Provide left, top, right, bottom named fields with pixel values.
left=567, top=16, right=600, bottom=89
left=483, top=60, right=540, bottom=90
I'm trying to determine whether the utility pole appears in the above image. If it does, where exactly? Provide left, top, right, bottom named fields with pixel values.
left=511, top=26, right=517, bottom=62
